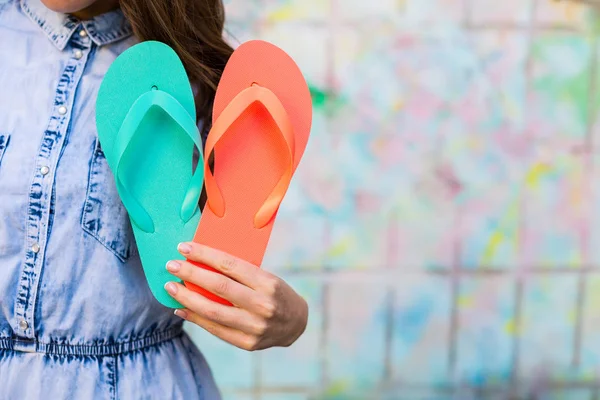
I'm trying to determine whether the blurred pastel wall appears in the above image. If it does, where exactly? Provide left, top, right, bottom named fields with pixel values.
left=187, top=0, right=600, bottom=399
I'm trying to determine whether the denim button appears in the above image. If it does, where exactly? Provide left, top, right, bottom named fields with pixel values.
left=79, top=29, right=87, bottom=38
left=73, top=50, right=83, bottom=60
left=40, top=166, right=49, bottom=176
left=19, top=320, right=28, bottom=330
left=58, top=106, right=67, bottom=115
left=31, top=243, right=40, bottom=253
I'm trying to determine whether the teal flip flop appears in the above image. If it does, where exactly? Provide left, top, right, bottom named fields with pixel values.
left=96, top=41, right=203, bottom=308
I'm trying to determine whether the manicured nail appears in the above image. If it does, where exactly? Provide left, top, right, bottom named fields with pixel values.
left=165, top=282, right=178, bottom=295
left=178, top=242, right=192, bottom=254
left=166, top=260, right=181, bottom=273
left=174, top=309, right=188, bottom=319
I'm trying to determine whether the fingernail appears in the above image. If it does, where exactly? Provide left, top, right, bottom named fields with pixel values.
left=166, top=260, right=181, bottom=273
left=165, top=282, right=178, bottom=295
left=178, top=242, right=192, bottom=254
left=174, top=309, right=188, bottom=319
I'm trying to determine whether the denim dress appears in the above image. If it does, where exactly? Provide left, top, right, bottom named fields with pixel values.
left=0, top=1, right=221, bottom=398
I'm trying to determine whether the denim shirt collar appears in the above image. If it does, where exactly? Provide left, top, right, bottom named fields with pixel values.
left=20, top=0, right=132, bottom=50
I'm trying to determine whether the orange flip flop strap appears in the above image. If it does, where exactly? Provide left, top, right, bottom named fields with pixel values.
left=204, top=84, right=296, bottom=229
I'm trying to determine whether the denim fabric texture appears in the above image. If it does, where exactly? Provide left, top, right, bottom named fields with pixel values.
left=0, top=1, right=220, bottom=398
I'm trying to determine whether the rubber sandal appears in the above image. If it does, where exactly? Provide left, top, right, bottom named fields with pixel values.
left=186, top=40, right=312, bottom=305
left=96, top=41, right=204, bottom=308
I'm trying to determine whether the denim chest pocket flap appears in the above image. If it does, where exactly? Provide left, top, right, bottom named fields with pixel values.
left=81, top=138, right=136, bottom=262
left=0, top=134, right=9, bottom=167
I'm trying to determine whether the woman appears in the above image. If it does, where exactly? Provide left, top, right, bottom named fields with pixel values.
left=0, top=0, right=309, bottom=398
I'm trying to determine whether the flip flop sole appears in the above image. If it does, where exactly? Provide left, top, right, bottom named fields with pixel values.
left=96, top=41, right=200, bottom=308
left=187, top=40, right=312, bottom=305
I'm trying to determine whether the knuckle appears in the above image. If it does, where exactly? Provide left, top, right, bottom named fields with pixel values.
left=220, top=257, right=237, bottom=274
left=257, top=298, right=277, bottom=319
left=252, top=320, right=268, bottom=336
left=176, top=287, right=189, bottom=302
left=242, top=336, right=260, bottom=352
left=178, top=263, right=193, bottom=280
left=264, top=276, right=280, bottom=295
left=204, top=307, right=222, bottom=322
left=205, top=321, right=220, bottom=335
left=213, top=278, right=230, bottom=296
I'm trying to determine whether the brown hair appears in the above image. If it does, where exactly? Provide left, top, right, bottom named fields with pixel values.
left=120, top=0, right=233, bottom=135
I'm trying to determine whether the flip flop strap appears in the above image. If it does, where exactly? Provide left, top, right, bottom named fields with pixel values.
left=113, top=89, right=204, bottom=233
left=204, top=84, right=295, bottom=229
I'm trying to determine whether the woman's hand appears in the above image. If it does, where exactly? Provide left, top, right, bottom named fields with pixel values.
left=164, top=242, right=308, bottom=351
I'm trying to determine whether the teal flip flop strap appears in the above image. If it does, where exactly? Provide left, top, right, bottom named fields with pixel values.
left=113, top=89, right=204, bottom=233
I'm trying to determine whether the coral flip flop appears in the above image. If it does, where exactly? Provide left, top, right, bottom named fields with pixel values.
left=186, top=40, right=312, bottom=305
left=96, top=41, right=204, bottom=308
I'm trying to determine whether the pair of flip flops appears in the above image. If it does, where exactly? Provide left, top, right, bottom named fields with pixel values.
left=96, top=40, right=312, bottom=308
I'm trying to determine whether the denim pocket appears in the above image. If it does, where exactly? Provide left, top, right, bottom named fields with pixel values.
left=0, top=134, right=9, bottom=168
left=81, top=138, right=136, bottom=262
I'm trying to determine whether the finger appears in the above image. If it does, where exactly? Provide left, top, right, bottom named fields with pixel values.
left=177, top=242, right=265, bottom=289
left=165, top=282, right=266, bottom=335
left=174, top=309, right=262, bottom=352
left=166, top=259, right=256, bottom=308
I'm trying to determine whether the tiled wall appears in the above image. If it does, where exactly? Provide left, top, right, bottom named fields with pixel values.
left=187, top=0, right=600, bottom=399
